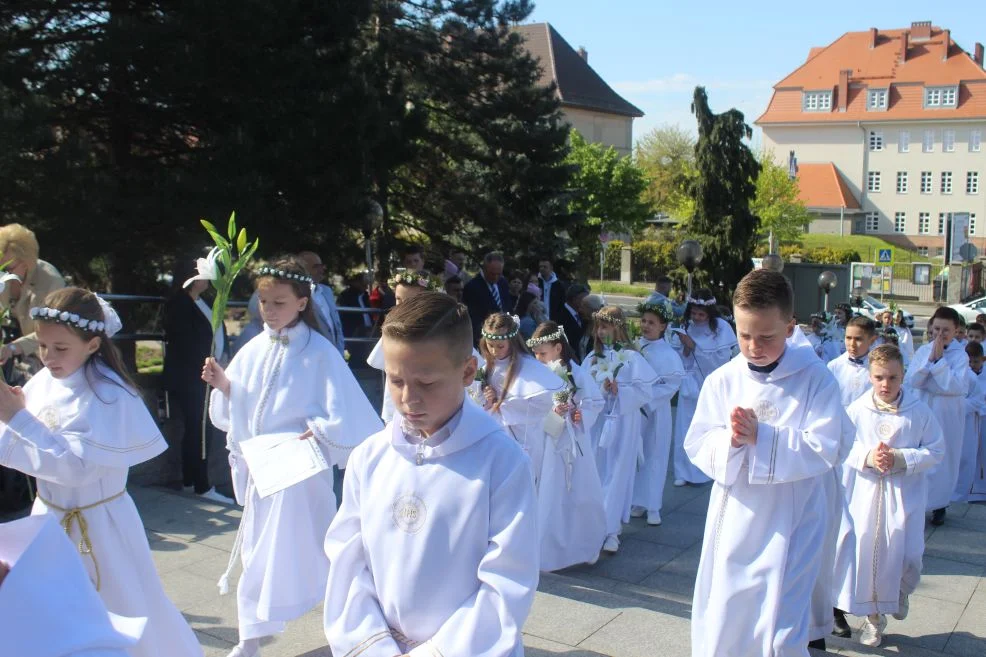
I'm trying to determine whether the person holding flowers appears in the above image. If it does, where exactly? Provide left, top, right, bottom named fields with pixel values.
left=202, top=256, right=382, bottom=657
left=587, top=306, right=658, bottom=554
left=478, top=312, right=565, bottom=489
left=631, top=300, right=684, bottom=527
left=528, top=321, right=606, bottom=570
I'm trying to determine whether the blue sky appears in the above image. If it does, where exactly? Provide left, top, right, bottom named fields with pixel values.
left=526, top=1, right=986, bottom=146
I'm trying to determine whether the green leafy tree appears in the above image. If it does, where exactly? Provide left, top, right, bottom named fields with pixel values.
left=565, top=130, right=652, bottom=276
left=752, top=149, right=813, bottom=245
left=635, top=124, right=696, bottom=223
left=689, top=87, right=760, bottom=295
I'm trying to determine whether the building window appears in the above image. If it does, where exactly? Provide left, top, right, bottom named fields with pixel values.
left=971, top=214, right=978, bottom=236
left=865, top=212, right=879, bottom=232
left=972, top=129, right=982, bottom=153
left=917, top=246, right=929, bottom=257
left=899, top=130, right=910, bottom=152
left=924, top=86, right=958, bottom=108
left=942, top=171, right=953, bottom=194
left=868, top=89, right=888, bottom=110
left=896, top=171, right=908, bottom=193
left=921, top=171, right=933, bottom=193
left=968, top=171, right=980, bottom=194
left=939, top=212, right=947, bottom=234
left=894, top=212, right=906, bottom=233
left=936, top=247, right=945, bottom=257
left=918, top=212, right=930, bottom=234
left=869, top=131, right=884, bottom=151
left=944, top=129, right=956, bottom=152
left=867, top=171, right=882, bottom=192
left=802, top=91, right=832, bottom=112
left=923, top=130, right=935, bottom=152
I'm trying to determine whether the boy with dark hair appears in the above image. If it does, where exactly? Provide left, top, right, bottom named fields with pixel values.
left=323, top=292, right=538, bottom=657
left=685, top=269, right=848, bottom=657
left=904, top=306, right=970, bottom=525
left=829, top=317, right=879, bottom=406
left=967, top=322, right=985, bottom=344
left=402, top=244, right=425, bottom=271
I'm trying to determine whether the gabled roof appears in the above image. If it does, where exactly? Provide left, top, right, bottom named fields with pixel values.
left=757, top=25, right=986, bottom=124
left=513, top=22, right=644, bottom=118
left=797, top=163, right=861, bottom=210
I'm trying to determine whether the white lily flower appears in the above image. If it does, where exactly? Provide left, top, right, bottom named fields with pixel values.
left=183, top=248, right=221, bottom=288
left=0, top=272, right=21, bottom=295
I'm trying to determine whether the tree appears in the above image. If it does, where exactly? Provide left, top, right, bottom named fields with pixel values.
left=751, top=149, right=813, bottom=245
left=635, top=124, right=696, bottom=223
left=565, top=130, right=653, bottom=276
left=689, top=87, right=760, bottom=295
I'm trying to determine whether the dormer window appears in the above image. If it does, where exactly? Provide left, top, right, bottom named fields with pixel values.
left=867, top=88, right=888, bottom=110
left=924, top=86, right=958, bottom=108
left=802, top=90, right=832, bottom=112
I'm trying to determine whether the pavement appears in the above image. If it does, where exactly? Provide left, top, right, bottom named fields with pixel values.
left=129, top=475, right=986, bottom=657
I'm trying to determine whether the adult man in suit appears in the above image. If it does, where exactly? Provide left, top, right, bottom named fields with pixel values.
left=644, top=275, right=684, bottom=319
left=299, top=250, right=346, bottom=355
left=338, top=272, right=374, bottom=367
left=537, top=256, right=567, bottom=322
left=462, top=251, right=510, bottom=344
left=559, top=283, right=589, bottom=363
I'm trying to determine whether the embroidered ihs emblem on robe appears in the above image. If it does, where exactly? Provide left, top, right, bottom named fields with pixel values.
left=753, top=399, right=779, bottom=423
left=392, top=493, right=427, bottom=534
left=38, top=406, right=60, bottom=430
left=876, top=420, right=897, bottom=441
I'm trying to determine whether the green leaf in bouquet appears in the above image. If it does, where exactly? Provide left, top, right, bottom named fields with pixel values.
left=236, top=227, right=247, bottom=254
left=227, top=211, right=237, bottom=240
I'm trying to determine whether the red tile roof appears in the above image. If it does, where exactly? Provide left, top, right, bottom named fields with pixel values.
left=757, top=25, right=986, bottom=124
left=796, top=163, right=861, bottom=210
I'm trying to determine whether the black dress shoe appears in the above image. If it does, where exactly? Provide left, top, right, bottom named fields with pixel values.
left=808, top=638, right=827, bottom=650
left=931, top=507, right=947, bottom=526
left=832, top=607, right=852, bottom=638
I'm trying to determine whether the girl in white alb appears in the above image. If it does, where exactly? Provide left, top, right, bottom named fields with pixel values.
left=0, top=287, right=202, bottom=657
left=528, top=321, right=607, bottom=571
left=669, top=290, right=737, bottom=486
left=588, top=306, right=658, bottom=554
left=203, top=259, right=381, bottom=657
left=479, top=313, right=565, bottom=487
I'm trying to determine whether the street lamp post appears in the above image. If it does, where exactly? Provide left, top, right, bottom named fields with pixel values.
left=677, top=240, right=703, bottom=298
left=762, top=253, right=784, bottom=272
left=817, top=270, right=838, bottom=313
left=362, top=199, right=383, bottom=272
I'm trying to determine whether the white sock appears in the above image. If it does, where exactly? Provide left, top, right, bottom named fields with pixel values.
left=227, top=638, right=261, bottom=657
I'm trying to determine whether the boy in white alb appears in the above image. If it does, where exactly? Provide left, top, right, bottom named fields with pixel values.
left=685, top=270, right=848, bottom=657
left=324, top=292, right=539, bottom=657
left=828, top=316, right=878, bottom=407
left=838, top=345, right=944, bottom=647
left=954, top=341, right=986, bottom=502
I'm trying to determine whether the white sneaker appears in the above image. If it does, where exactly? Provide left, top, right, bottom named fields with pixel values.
left=630, top=506, right=646, bottom=518
left=893, top=590, right=909, bottom=620
left=602, top=535, right=620, bottom=553
left=226, top=640, right=260, bottom=657
left=199, top=488, right=236, bottom=505
left=673, top=479, right=686, bottom=487
left=647, top=511, right=662, bottom=526
left=859, top=614, right=885, bottom=647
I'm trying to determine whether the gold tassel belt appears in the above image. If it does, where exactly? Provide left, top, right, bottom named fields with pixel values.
left=37, top=489, right=127, bottom=591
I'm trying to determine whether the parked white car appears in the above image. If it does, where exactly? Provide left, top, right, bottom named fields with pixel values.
left=949, top=295, right=986, bottom=324
left=852, top=296, right=915, bottom=328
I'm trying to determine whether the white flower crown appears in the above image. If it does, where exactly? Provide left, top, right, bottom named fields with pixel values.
left=526, top=325, right=567, bottom=348
left=592, top=310, right=626, bottom=327
left=686, top=296, right=717, bottom=307
left=257, top=265, right=314, bottom=287
left=30, top=307, right=105, bottom=334
left=482, top=314, right=521, bottom=341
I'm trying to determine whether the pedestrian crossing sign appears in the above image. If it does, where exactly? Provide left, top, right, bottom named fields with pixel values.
left=877, top=248, right=894, bottom=265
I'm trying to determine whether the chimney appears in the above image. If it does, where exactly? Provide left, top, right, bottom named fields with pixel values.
left=899, top=31, right=909, bottom=63
left=838, top=69, right=850, bottom=112
left=869, top=27, right=878, bottom=49
left=577, top=46, right=588, bottom=62
left=942, top=29, right=951, bottom=61
left=975, top=42, right=984, bottom=67
left=911, top=21, right=932, bottom=42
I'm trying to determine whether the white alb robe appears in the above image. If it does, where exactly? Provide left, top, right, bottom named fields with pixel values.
left=685, top=343, right=846, bottom=657
left=588, top=347, right=659, bottom=537
left=632, top=337, right=684, bottom=515
left=323, top=398, right=538, bottom=657
left=485, top=354, right=565, bottom=485
left=827, top=352, right=873, bottom=408
left=671, top=320, right=737, bottom=484
left=210, top=322, right=381, bottom=640
left=537, top=359, right=607, bottom=571
left=954, top=367, right=986, bottom=502
left=0, top=514, right=146, bottom=657
left=837, top=391, right=944, bottom=616
left=904, top=340, right=970, bottom=510
left=0, top=363, right=201, bottom=657
left=896, top=326, right=915, bottom=365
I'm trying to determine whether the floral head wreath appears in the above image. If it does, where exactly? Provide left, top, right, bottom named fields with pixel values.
left=257, top=265, right=314, bottom=288
left=30, top=296, right=122, bottom=338
left=637, top=300, right=675, bottom=323
left=481, top=315, right=521, bottom=341
left=526, top=325, right=567, bottom=348
left=686, top=296, right=717, bottom=307
left=592, top=310, right=626, bottom=327
left=390, top=269, right=437, bottom=290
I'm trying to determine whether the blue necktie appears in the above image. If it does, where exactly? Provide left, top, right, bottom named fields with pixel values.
left=491, top=283, right=502, bottom=310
